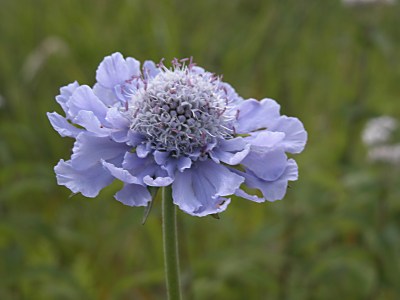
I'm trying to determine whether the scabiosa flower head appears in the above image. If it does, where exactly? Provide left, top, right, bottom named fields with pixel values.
left=48, top=53, right=307, bottom=217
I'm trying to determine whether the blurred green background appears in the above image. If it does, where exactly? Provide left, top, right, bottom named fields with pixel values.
left=1, top=0, right=400, bottom=299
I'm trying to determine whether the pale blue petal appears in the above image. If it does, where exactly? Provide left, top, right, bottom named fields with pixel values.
left=236, top=98, right=281, bottom=134
left=153, top=150, right=170, bottom=165
left=110, top=130, right=129, bottom=143
left=210, top=137, right=250, bottom=165
left=55, top=159, right=113, bottom=197
left=93, top=83, right=118, bottom=106
left=172, top=171, right=202, bottom=213
left=198, top=160, right=244, bottom=197
left=241, top=149, right=287, bottom=181
left=153, top=151, right=192, bottom=176
left=102, top=160, right=140, bottom=184
left=142, top=60, right=160, bottom=79
left=177, top=156, right=192, bottom=172
left=122, top=152, right=146, bottom=170
left=67, top=85, right=108, bottom=123
left=126, top=57, right=141, bottom=77
left=191, top=66, right=205, bottom=74
left=74, top=111, right=111, bottom=137
left=114, top=82, right=138, bottom=103
left=269, top=116, right=307, bottom=154
left=55, top=81, right=79, bottom=115
left=143, top=175, right=173, bottom=187
left=172, top=160, right=243, bottom=216
left=236, top=159, right=298, bottom=202
left=127, top=131, right=146, bottom=147
left=105, top=107, right=130, bottom=142
left=96, top=52, right=140, bottom=89
left=47, top=112, right=83, bottom=138
left=71, top=133, right=129, bottom=170
left=122, top=152, right=171, bottom=186
left=192, top=197, right=231, bottom=217
left=106, top=107, right=130, bottom=129
left=235, top=189, right=264, bottom=203
left=136, top=143, right=151, bottom=158
left=115, top=184, right=151, bottom=207
left=106, top=107, right=130, bottom=128
left=244, top=131, right=285, bottom=151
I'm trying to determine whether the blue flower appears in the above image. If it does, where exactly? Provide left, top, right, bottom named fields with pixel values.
left=48, top=53, right=307, bottom=217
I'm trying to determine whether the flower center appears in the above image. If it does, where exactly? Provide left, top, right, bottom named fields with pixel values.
left=129, top=62, right=233, bottom=157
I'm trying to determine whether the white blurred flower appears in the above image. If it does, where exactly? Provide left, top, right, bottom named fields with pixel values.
left=362, top=116, right=397, bottom=146
left=368, top=144, right=400, bottom=164
left=342, top=0, right=396, bottom=5
left=363, top=116, right=400, bottom=165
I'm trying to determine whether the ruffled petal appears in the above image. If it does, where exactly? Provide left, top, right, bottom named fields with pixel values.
left=269, top=116, right=307, bottom=154
left=54, top=159, right=113, bottom=197
left=142, top=60, right=160, bottom=79
left=71, top=133, right=129, bottom=170
left=177, top=157, right=192, bottom=172
left=153, top=151, right=192, bottom=176
left=67, top=85, right=108, bottom=123
left=235, top=159, right=298, bottom=202
left=115, top=184, right=151, bottom=207
left=106, top=107, right=130, bottom=128
left=143, top=175, right=173, bottom=187
left=114, top=82, right=139, bottom=103
left=96, top=52, right=140, bottom=89
left=172, top=160, right=244, bottom=216
left=93, top=83, right=118, bottom=107
left=241, top=149, right=287, bottom=181
left=244, top=131, right=285, bottom=151
left=136, top=143, right=151, bottom=158
left=210, top=137, right=250, bottom=165
left=172, top=170, right=202, bottom=214
left=55, top=81, right=79, bottom=115
left=102, top=160, right=140, bottom=184
left=74, top=111, right=111, bottom=137
left=199, top=160, right=245, bottom=197
left=235, top=98, right=281, bottom=134
left=47, top=112, right=83, bottom=138
left=153, top=150, right=170, bottom=165
left=127, top=131, right=146, bottom=147
left=122, top=152, right=172, bottom=186
left=105, top=107, right=130, bottom=143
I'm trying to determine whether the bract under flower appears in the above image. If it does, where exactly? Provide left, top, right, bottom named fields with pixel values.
left=48, top=52, right=307, bottom=217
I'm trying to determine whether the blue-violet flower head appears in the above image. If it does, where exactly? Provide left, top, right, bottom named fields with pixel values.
left=48, top=53, right=307, bottom=217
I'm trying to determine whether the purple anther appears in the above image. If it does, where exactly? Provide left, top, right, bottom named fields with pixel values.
left=235, top=109, right=240, bottom=120
left=172, top=58, right=181, bottom=68
left=188, top=56, right=196, bottom=70
left=157, top=58, right=165, bottom=68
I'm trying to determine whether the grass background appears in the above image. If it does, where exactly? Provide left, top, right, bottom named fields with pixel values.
left=1, top=0, right=400, bottom=299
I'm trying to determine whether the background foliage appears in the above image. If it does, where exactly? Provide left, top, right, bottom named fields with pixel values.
left=1, top=0, right=400, bottom=299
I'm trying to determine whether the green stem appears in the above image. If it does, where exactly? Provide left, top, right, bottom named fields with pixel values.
left=162, top=186, right=182, bottom=300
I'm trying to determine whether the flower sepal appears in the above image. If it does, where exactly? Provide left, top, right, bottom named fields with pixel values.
left=210, top=213, right=220, bottom=220
left=142, top=186, right=159, bottom=225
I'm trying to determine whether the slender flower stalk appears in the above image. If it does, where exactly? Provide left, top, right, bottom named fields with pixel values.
left=162, top=186, right=182, bottom=300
